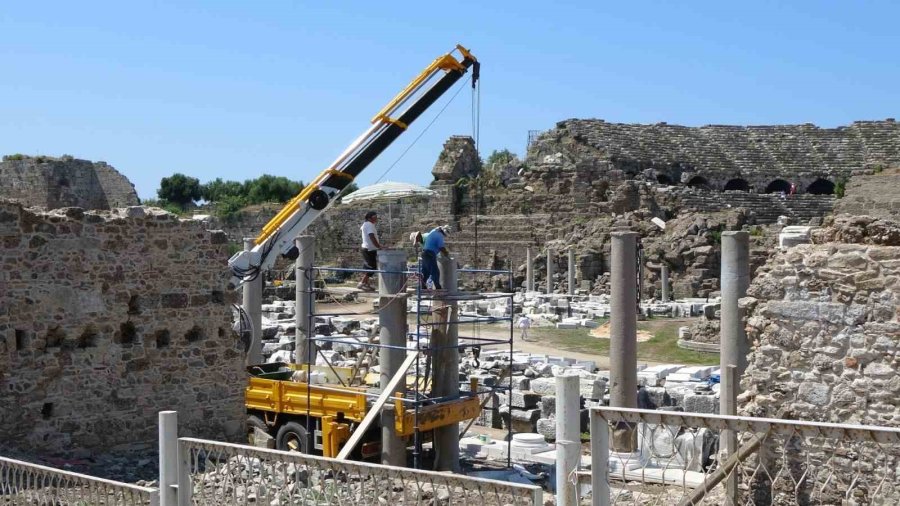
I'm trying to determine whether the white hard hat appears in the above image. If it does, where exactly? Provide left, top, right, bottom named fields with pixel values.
left=410, top=231, right=423, bottom=245
left=440, top=225, right=451, bottom=236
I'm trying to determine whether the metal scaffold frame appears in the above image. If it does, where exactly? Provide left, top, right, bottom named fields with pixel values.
left=305, top=262, right=516, bottom=470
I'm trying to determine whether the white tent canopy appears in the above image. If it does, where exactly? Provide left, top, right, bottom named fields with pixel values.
left=340, top=181, right=435, bottom=235
left=340, top=181, right=435, bottom=204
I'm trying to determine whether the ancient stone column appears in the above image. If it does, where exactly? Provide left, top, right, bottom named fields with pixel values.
left=567, top=248, right=576, bottom=296
left=546, top=248, right=555, bottom=294
left=378, top=250, right=408, bottom=466
left=720, top=231, right=749, bottom=502
left=526, top=246, right=534, bottom=292
left=610, top=231, right=638, bottom=452
left=243, top=238, right=263, bottom=365
left=295, top=236, right=316, bottom=366
left=433, top=255, right=460, bottom=472
left=720, top=231, right=750, bottom=396
left=661, top=264, right=670, bottom=302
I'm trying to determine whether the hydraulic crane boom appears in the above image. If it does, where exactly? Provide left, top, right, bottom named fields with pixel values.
left=228, top=45, right=478, bottom=289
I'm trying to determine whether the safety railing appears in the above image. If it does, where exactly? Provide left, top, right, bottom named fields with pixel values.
left=0, top=455, right=159, bottom=505
left=584, top=407, right=900, bottom=506
left=178, top=437, right=542, bottom=505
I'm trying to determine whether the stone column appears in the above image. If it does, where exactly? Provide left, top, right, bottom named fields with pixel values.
left=661, top=264, right=670, bottom=302
left=610, top=231, right=637, bottom=452
left=526, top=246, right=534, bottom=292
left=243, top=238, right=263, bottom=365
left=720, top=231, right=749, bottom=503
left=378, top=250, right=408, bottom=466
left=295, top=236, right=315, bottom=366
left=546, top=248, right=555, bottom=294
left=433, top=255, right=460, bottom=472
left=567, top=248, right=576, bottom=296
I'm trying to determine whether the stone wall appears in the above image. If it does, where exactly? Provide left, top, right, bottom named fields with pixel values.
left=738, top=214, right=900, bottom=424
left=0, top=200, right=245, bottom=456
left=736, top=215, right=900, bottom=503
left=0, top=155, right=140, bottom=210
left=835, top=166, right=900, bottom=220
left=528, top=119, right=900, bottom=195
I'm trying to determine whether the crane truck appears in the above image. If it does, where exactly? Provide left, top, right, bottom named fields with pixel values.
left=234, top=45, right=482, bottom=460
left=227, top=44, right=479, bottom=290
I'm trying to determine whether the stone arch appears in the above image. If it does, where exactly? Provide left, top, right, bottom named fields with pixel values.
left=656, top=174, right=674, bottom=185
left=686, top=176, right=711, bottom=190
left=806, top=178, right=835, bottom=195
left=765, top=179, right=791, bottom=194
left=723, top=178, right=750, bottom=192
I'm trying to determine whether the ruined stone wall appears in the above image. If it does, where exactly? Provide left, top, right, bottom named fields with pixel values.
left=835, top=166, right=900, bottom=220
left=0, top=155, right=140, bottom=210
left=739, top=214, right=900, bottom=424
left=736, top=215, right=900, bottom=503
left=528, top=119, right=900, bottom=194
left=0, top=201, right=245, bottom=456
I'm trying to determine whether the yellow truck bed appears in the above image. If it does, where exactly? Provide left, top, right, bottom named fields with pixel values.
left=245, top=375, right=369, bottom=422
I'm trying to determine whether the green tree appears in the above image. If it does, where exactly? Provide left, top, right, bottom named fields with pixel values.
left=201, top=178, right=244, bottom=202
left=484, top=149, right=516, bottom=168
left=244, top=174, right=303, bottom=204
left=158, top=173, right=201, bottom=209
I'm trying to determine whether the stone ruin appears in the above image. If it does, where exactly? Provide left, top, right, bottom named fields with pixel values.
left=0, top=155, right=140, bottom=210
left=740, top=214, right=900, bottom=424
left=0, top=200, right=245, bottom=457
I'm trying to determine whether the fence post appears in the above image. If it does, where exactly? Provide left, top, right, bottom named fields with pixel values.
left=591, top=409, right=610, bottom=506
left=556, top=440, right=580, bottom=506
left=158, top=411, right=178, bottom=506
left=177, top=439, right=192, bottom=506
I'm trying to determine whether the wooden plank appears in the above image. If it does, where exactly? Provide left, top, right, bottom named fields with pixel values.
left=335, top=352, right=417, bottom=460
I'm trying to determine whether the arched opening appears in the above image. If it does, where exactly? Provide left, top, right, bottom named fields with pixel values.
left=723, top=178, right=750, bottom=192
left=686, top=176, right=711, bottom=190
left=806, top=178, right=835, bottom=195
left=765, top=179, right=791, bottom=194
left=656, top=174, right=674, bottom=185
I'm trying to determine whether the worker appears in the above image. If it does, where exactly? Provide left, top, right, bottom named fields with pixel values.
left=358, top=211, right=382, bottom=291
left=420, top=225, right=451, bottom=290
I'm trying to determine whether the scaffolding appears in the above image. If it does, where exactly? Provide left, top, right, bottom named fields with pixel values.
left=304, top=262, right=516, bottom=470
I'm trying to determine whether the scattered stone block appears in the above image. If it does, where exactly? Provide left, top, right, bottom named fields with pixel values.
left=500, top=407, right=541, bottom=433
left=683, top=393, right=718, bottom=414
left=540, top=395, right=556, bottom=417
left=510, top=391, right=541, bottom=409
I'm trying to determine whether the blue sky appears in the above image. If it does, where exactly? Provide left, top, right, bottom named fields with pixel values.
left=2, top=1, right=898, bottom=200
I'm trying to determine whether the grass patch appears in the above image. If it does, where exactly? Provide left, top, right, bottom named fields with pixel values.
left=530, top=319, right=717, bottom=365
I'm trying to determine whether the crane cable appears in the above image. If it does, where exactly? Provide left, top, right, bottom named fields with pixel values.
left=373, top=75, right=472, bottom=184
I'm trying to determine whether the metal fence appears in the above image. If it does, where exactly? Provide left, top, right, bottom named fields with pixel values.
left=585, top=407, right=900, bottom=506
left=0, top=455, right=158, bottom=506
left=178, top=438, right=542, bottom=505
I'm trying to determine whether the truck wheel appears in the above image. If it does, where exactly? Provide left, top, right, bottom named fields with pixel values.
left=276, top=421, right=310, bottom=453
left=246, top=415, right=269, bottom=445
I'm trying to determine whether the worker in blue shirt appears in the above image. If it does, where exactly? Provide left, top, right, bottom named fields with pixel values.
left=420, top=225, right=451, bottom=290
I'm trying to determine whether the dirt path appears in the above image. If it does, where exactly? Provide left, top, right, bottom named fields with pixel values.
left=458, top=323, right=619, bottom=368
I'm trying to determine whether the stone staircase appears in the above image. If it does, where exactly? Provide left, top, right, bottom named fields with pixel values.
left=448, top=213, right=550, bottom=268
left=678, top=191, right=836, bottom=224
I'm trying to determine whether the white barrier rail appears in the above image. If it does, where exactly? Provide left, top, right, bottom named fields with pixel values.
left=178, top=437, right=542, bottom=506
left=0, top=455, right=159, bottom=506
left=586, top=407, right=900, bottom=506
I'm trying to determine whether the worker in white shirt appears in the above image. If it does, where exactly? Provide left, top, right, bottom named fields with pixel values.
left=358, top=211, right=382, bottom=291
